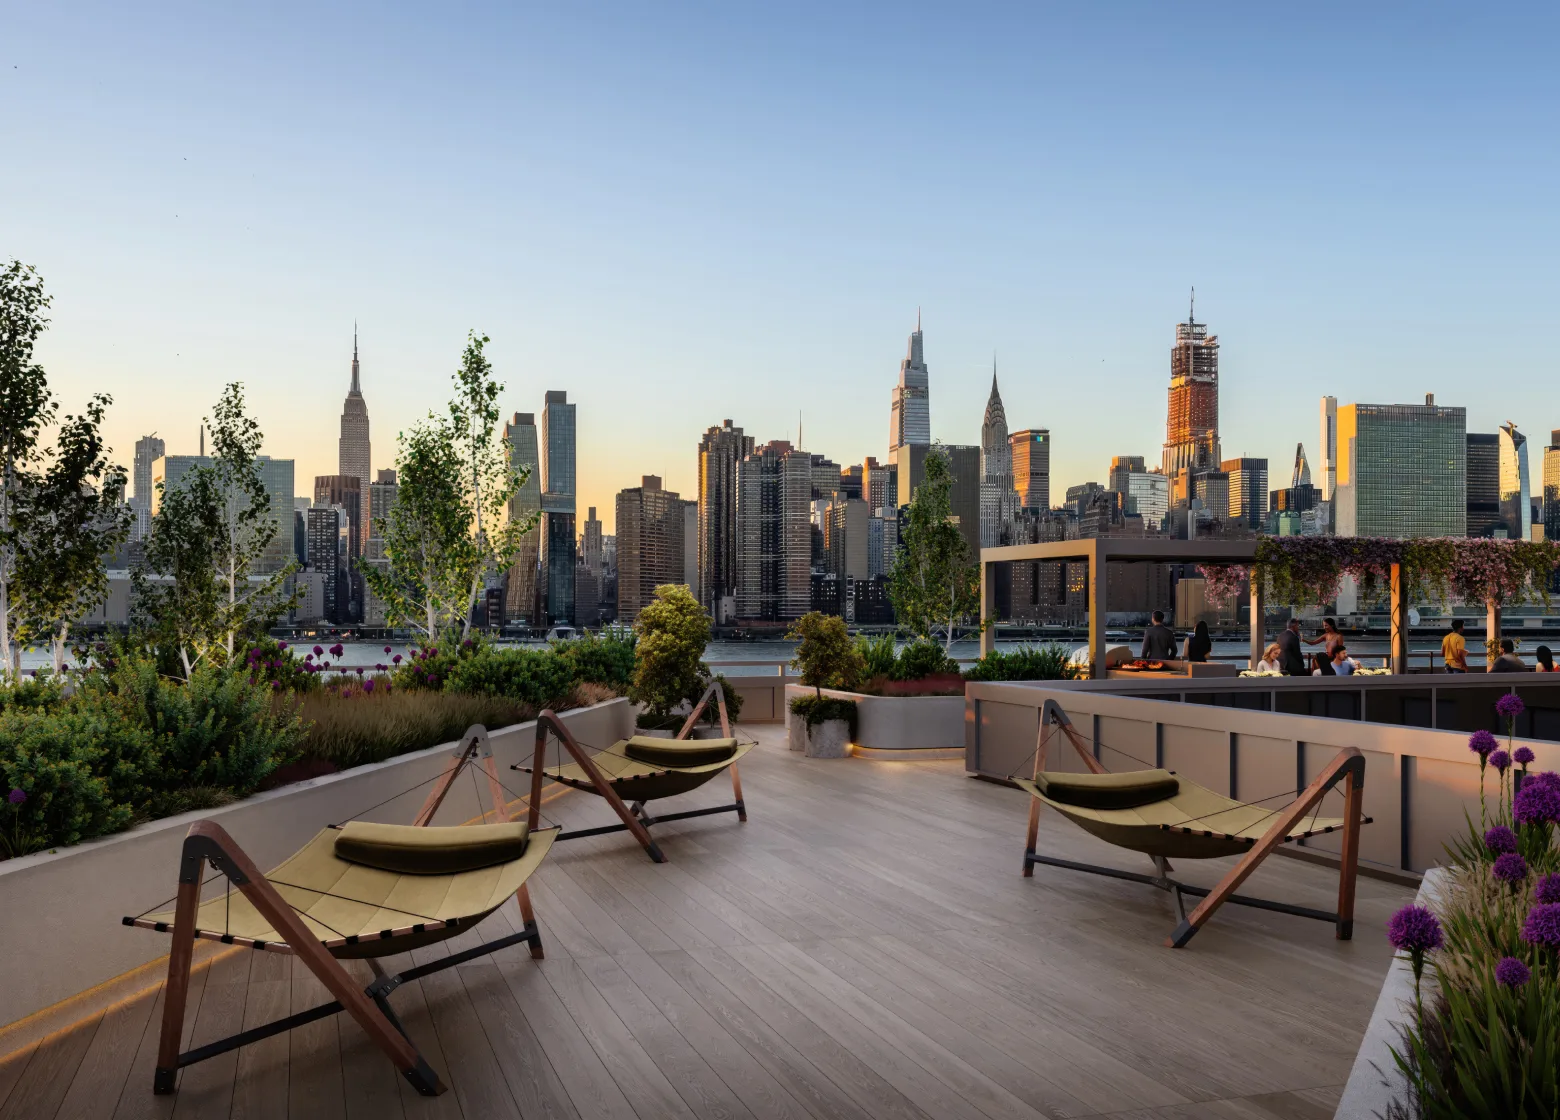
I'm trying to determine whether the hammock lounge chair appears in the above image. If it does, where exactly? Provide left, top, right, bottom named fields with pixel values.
left=124, top=726, right=552, bottom=1097
left=1017, top=699, right=1368, bottom=948
left=515, top=682, right=751, bottom=862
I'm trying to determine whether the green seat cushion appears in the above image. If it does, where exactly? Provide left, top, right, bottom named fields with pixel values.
left=1033, top=769, right=1180, bottom=810
left=621, top=736, right=739, bottom=769
left=334, top=820, right=529, bottom=875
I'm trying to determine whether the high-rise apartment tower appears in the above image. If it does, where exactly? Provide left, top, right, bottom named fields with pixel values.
left=888, top=311, right=931, bottom=454
left=1162, top=296, right=1220, bottom=478
left=338, top=327, right=371, bottom=550
left=696, top=420, right=753, bottom=623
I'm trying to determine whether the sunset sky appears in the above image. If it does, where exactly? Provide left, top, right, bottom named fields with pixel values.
left=7, top=2, right=1557, bottom=529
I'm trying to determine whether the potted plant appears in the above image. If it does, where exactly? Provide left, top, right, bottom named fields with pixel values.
left=786, top=612, right=864, bottom=757
left=628, top=584, right=710, bottom=736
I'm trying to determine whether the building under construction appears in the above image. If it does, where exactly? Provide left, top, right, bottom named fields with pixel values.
left=1161, top=295, right=1221, bottom=479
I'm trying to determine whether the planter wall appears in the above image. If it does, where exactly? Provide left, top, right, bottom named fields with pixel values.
left=0, top=698, right=633, bottom=1031
left=1334, top=868, right=1446, bottom=1118
left=783, top=685, right=967, bottom=754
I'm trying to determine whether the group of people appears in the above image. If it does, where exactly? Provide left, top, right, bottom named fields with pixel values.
left=1440, top=618, right=1556, bottom=673
left=1142, top=611, right=1560, bottom=676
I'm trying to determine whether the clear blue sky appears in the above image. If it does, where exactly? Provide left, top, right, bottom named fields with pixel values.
left=7, top=2, right=1557, bottom=530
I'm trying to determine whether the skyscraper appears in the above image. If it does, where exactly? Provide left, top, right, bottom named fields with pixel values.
left=1499, top=422, right=1532, bottom=541
left=696, top=420, right=753, bottom=624
left=1467, top=432, right=1501, bottom=537
left=539, top=392, right=576, bottom=625
left=615, top=477, right=686, bottom=622
left=979, top=365, right=1021, bottom=548
left=1544, top=431, right=1560, bottom=544
left=735, top=441, right=812, bottom=622
left=152, top=453, right=294, bottom=573
left=581, top=506, right=604, bottom=574
left=1010, top=430, right=1051, bottom=511
left=314, top=474, right=362, bottom=620
left=1161, top=296, right=1220, bottom=478
left=1335, top=397, right=1466, bottom=538
left=863, top=457, right=892, bottom=514
left=944, top=444, right=982, bottom=557
left=131, top=434, right=165, bottom=539
left=503, top=413, right=542, bottom=623
left=1107, top=455, right=1145, bottom=497
left=888, top=311, right=931, bottom=454
left=1222, top=458, right=1269, bottom=530
left=1319, top=397, right=1338, bottom=501
left=338, top=327, right=371, bottom=550
left=1291, top=444, right=1312, bottom=488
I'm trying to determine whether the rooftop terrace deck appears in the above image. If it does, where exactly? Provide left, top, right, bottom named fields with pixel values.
left=0, top=725, right=1413, bottom=1120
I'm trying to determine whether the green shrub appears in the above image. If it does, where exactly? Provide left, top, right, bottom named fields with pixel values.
left=891, top=639, right=960, bottom=681
left=0, top=675, right=66, bottom=714
left=444, top=647, right=577, bottom=707
left=555, top=632, right=635, bottom=691
left=92, top=656, right=303, bottom=800
left=391, top=639, right=483, bottom=691
left=855, top=633, right=899, bottom=679
left=630, top=585, right=711, bottom=719
left=963, top=644, right=1079, bottom=682
left=703, top=672, right=743, bottom=725
left=788, top=695, right=858, bottom=740
left=241, top=637, right=320, bottom=692
left=0, top=707, right=140, bottom=853
left=788, top=611, right=864, bottom=695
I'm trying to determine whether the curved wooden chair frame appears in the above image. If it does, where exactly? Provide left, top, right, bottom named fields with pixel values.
left=1021, top=699, right=1366, bottom=949
left=137, top=726, right=544, bottom=1098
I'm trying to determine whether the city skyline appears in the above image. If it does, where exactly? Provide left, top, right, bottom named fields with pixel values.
left=10, top=5, right=1558, bottom=534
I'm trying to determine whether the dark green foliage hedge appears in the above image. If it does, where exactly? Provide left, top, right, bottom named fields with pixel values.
left=891, top=639, right=961, bottom=681
left=789, top=694, right=858, bottom=740
left=444, top=647, right=578, bottom=707
left=963, top=644, right=1079, bottom=682
left=554, top=633, right=636, bottom=690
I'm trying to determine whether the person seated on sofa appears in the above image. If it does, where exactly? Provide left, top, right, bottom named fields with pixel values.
left=1310, top=652, right=1336, bottom=676
left=1330, top=644, right=1360, bottom=676
left=1490, top=638, right=1528, bottom=673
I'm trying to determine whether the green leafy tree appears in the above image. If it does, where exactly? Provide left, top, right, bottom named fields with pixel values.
left=135, top=384, right=294, bottom=677
left=0, top=261, right=57, bottom=681
left=629, top=584, right=710, bottom=721
left=788, top=611, right=864, bottom=696
left=363, top=333, right=533, bottom=644
left=13, top=395, right=133, bottom=672
left=888, top=449, right=981, bottom=651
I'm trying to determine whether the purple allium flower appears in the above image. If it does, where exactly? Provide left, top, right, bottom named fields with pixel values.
left=1497, top=693, right=1526, bottom=721
left=248, top=676, right=256, bottom=685
left=313, top=645, right=324, bottom=656
left=384, top=645, right=392, bottom=654
left=1537, top=873, right=1560, bottom=905
left=330, top=644, right=344, bottom=657
left=1485, top=825, right=1519, bottom=854
left=392, top=654, right=402, bottom=664
left=1494, top=852, right=1529, bottom=884
left=363, top=679, right=375, bottom=693
left=278, top=641, right=288, bottom=650
left=1388, top=905, right=1444, bottom=954
left=1470, top=729, right=1499, bottom=758
left=321, top=660, right=330, bottom=669
left=1521, top=903, right=1560, bottom=948
left=1514, top=781, right=1560, bottom=826
left=60, top=664, right=69, bottom=673
left=355, top=667, right=364, bottom=676
left=304, top=652, right=314, bottom=661
left=1515, top=746, right=1536, bottom=766
left=1495, top=956, right=1530, bottom=988
left=1491, top=749, right=1512, bottom=773
left=462, top=638, right=473, bottom=647
left=427, top=673, right=437, bottom=683
left=1530, top=771, right=1560, bottom=791
left=7, top=788, right=25, bottom=806
left=271, top=680, right=282, bottom=691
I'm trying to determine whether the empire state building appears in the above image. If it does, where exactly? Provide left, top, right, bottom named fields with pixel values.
left=338, top=327, right=371, bottom=547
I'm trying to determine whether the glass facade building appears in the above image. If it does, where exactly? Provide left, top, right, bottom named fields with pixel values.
left=540, top=391, right=576, bottom=624
left=1335, top=401, right=1466, bottom=539
left=1498, top=422, right=1531, bottom=541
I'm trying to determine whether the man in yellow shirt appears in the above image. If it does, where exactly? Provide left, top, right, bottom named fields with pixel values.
left=1442, top=619, right=1468, bottom=673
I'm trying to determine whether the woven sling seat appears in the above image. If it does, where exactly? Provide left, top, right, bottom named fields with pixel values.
left=125, top=726, right=553, bottom=1099
left=1012, top=770, right=1352, bottom=862
left=525, top=735, right=752, bottom=802
left=128, top=821, right=555, bottom=960
left=1017, top=700, right=1369, bottom=949
left=515, top=687, right=751, bottom=863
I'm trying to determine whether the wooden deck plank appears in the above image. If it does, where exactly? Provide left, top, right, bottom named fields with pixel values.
left=458, top=961, right=579, bottom=1120
left=111, top=954, right=214, bottom=1120
left=229, top=950, right=291, bottom=1120
left=288, top=955, right=347, bottom=1120
left=168, top=946, right=252, bottom=1120
left=406, top=942, right=521, bottom=1120
left=53, top=986, right=160, bottom=1120
left=333, top=961, right=406, bottom=1120
left=0, top=1012, right=100, bottom=1120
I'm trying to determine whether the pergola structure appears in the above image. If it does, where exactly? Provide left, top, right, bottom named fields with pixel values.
left=976, top=538, right=1411, bottom=678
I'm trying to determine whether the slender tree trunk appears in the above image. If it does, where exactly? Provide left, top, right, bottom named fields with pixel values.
left=52, top=622, right=69, bottom=674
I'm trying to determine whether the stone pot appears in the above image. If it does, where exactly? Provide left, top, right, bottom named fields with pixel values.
left=804, top=719, right=851, bottom=759
left=788, top=718, right=806, bottom=752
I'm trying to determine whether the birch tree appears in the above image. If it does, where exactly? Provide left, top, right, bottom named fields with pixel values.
left=362, top=332, right=533, bottom=645
left=0, top=261, right=56, bottom=681
left=888, top=448, right=981, bottom=652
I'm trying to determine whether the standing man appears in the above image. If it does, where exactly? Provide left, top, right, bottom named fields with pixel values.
left=1140, top=610, right=1177, bottom=659
left=1276, top=618, right=1307, bottom=675
left=1442, top=619, right=1468, bottom=674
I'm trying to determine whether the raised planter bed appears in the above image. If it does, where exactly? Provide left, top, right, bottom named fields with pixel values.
left=783, top=684, right=966, bottom=758
left=0, top=697, right=633, bottom=1033
left=1334, top=867, right=1446, bottom=1118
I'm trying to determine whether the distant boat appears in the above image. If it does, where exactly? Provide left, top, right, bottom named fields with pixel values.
left=545, top=625, right=579, bottom=642
left=1105, top=630, right=1131, bottom=640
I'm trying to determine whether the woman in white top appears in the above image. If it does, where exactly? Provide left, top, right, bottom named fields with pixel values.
left=1256, top=643, right=1283, bottom=673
